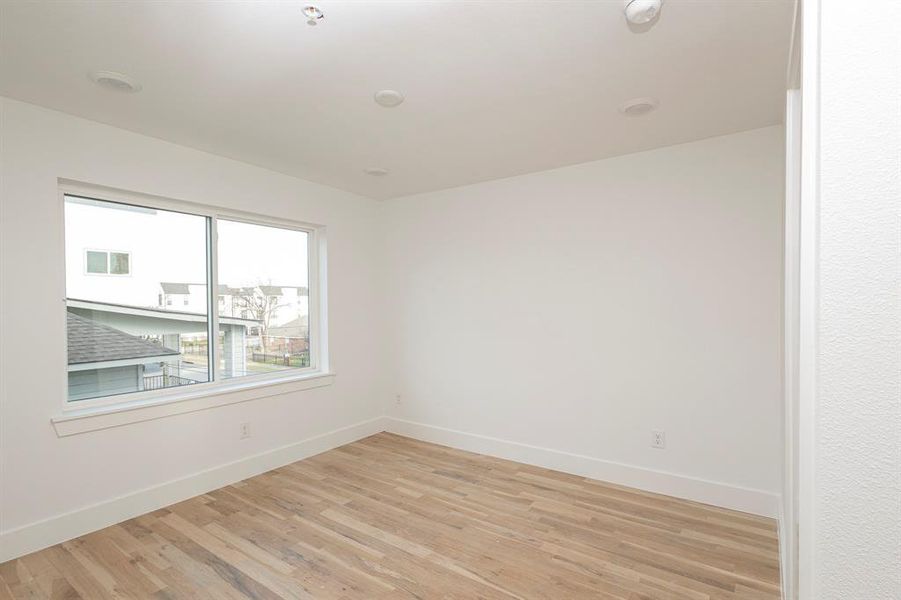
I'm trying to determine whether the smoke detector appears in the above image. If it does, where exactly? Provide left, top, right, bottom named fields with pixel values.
left=624, top=0, right=662, bottom=25
left=88, top=71, right=142, bottom=93
left=364, top=167, right=389, bottom=176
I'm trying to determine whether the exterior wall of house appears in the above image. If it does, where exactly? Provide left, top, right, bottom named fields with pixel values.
left=65, top=202, right=208, bottom=310
left=68, top=365, right=143, bottom=401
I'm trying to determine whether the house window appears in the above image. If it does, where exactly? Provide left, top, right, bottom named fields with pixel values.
left=110, top=252, right=130, bottom=275
left=84, top=249, right=131, bottom=275
left=64, top=192, right=321, bottom=404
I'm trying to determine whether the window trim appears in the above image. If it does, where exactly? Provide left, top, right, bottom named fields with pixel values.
left=52, top=371, right=336, bottom=437
left=57, top=180, right=330, bottom=425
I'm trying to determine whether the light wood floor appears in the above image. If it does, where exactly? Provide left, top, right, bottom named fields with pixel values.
left=0, top=433, right=781, bottom=599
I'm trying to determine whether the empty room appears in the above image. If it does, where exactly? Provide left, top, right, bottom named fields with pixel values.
left=0, top=1, right=898, bottom=599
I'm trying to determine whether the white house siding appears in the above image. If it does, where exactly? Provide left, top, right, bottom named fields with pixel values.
left=68, top=365, right=142, bottom=401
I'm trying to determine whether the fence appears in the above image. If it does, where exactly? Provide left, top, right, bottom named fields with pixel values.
left=251, top=351, right=310, bottom=368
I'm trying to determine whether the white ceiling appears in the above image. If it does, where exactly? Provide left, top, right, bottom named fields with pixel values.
left=0, top=1, right=793, bottom=200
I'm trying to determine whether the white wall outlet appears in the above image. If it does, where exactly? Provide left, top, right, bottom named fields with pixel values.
left=651, top=430, right=666, bottom=449
left=395, top=394, right=402, bottom=405
left=240, top=422, right=251, bottom=439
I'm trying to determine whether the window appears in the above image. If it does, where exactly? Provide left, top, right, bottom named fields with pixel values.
left=217, top=220, right=310, bottom=379
left=84, top=249, right=130, bottom=275
left=110, top=251, right=130, bottom=275
left=85, top=250, right=107, bottom=274
left=64, top=192, right=321, bottom=404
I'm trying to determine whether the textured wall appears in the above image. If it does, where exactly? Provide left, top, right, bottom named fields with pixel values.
left=813, top=2, right=901, bottom=598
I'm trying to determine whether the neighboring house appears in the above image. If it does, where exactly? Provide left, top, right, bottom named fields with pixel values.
left=159, top=282, right=192, bottom=307
left=267, top=315, right=310, bottom=353
left=218, top=284, right=241, bottom=317
left=66, top=299, right=261, bottom=400
left=160, top=282, right=308, bottom=341
left=67, top=312, right=179, bottom=401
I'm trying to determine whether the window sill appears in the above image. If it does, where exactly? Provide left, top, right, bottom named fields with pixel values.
left=51, top=372, right=336, bottom=437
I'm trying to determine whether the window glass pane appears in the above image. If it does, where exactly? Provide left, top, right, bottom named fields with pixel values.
left=65, top=195, right=210, bottom=401
left=217, top=220, right=310, bottom=379
left=85, top=250, right=108, bottom=274
left=110, top=252, right=130, bottom=275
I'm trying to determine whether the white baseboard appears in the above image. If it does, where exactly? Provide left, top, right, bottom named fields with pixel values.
left=1, top=415, right=779, bottom=564
left=385, top=417, right=779, bottom=518
left=0, top=416, right=387, bottom=563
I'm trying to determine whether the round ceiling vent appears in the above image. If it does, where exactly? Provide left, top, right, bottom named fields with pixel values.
left=364, top=167, right=389, bottom=176
left=89, top=71, right=142, bottom=93
left=374, top=90, right=404, bottom=108
left=619, top=97, right=659, bottom=116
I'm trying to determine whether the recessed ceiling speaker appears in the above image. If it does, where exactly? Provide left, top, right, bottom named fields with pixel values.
left=624, top=0, right=662, bottom=25
left=88, top=71, right=142, bottom=93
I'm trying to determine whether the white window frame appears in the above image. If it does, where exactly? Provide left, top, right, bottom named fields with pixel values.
left=83, top=248, right=132, bottom=276
left=54, top=181, right=332, bottom=436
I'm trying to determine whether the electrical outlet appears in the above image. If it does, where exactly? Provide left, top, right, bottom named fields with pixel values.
left=651, top=430, right=666, bottom=449
left=395, top=394, right=402, bottom=405
left=240, top=422, right=251, bottom=439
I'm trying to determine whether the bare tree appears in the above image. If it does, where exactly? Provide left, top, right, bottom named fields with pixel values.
left=231, top=282, right=286, bottom=352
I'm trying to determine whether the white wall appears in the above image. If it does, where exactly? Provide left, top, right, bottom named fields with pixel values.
left=0, top=99, right=388, bottom=557
left=383, top=127, right=785, bottom=514
left=800, top=1, right=901, bottom=597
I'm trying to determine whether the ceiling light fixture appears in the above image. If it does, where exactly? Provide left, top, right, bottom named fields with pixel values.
left=302, top=5, right=324, bottom=26
left=364, top=167, right=389, bottom=176
left=88, top=70, right=142, bottom=93
left=624, top=0, right=662, bottom=25
left=619, top=97, right=659, bottom=116
left=374, top=90, right=404, bottom=108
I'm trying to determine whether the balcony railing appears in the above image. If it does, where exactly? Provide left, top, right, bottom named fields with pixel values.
left=143, top=374, right=199, bottom=391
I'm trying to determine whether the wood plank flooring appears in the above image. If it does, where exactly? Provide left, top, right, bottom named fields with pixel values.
left=0, top=433, right=781, bottom=599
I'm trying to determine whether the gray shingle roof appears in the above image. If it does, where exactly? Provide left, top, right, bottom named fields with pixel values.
left=160, top=282, right=191, bottom=294
left=67, top=312, right=180, bottom=365
left=258, top=285, right=283, bottom=296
